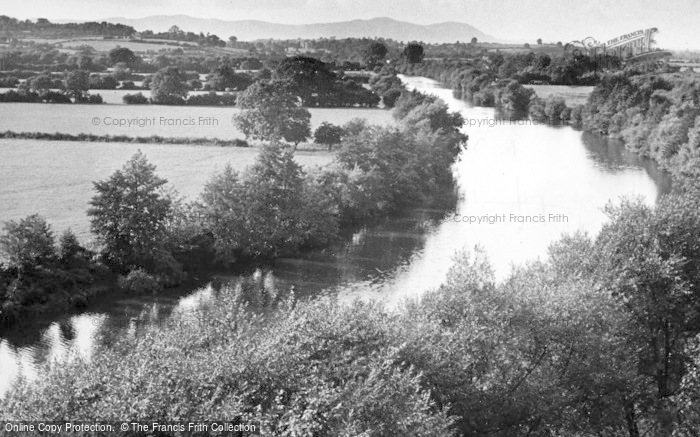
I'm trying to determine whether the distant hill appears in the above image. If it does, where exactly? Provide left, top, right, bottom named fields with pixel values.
left=89, top=16, right=495, bottom=43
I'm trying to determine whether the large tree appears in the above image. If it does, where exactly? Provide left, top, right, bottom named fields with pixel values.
left=108, top=47, right=137, bottom=67
left=234, top=80, right=311, bottom=147
left=365, top=41, right=388, bottom=67
left=149, top=66, right=188, bottom=104
left=275, top=56, right=337, bottom=106
left=314, top=122, right=344, bottom=151
left=402, top=43, right=424, bottom=64
left=87, top=151, right=172, bottom=269
left=64, top=70, right=89, bottom=99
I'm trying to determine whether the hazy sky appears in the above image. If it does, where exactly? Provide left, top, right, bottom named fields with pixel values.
left=4, top=0, right=699, bottom=49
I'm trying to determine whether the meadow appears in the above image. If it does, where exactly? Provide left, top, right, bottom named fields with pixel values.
left=0, top=139, right=336, bottom=242
left=525, top=84, right=594, bottom=106
left=0, top=103, right=393, bottom=138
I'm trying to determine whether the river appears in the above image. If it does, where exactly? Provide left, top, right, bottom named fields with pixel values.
left=0, top=76, right=672, bottom=397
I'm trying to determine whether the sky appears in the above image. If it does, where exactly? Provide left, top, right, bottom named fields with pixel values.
left=3, top=0, right=699, bottom=50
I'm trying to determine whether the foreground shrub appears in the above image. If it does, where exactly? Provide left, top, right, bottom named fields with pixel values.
left=118, top=268, right=162, bottom=294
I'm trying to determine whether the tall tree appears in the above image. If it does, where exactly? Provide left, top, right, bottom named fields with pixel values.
left=365, top=41, right=388, bottom=67
left=0, top=214, right=55, bottom=280
left=64, top=70, right=89, bottom=99
left=88, top=151, right=172, bottom=269
left=402, top=43, right=424, bottom=64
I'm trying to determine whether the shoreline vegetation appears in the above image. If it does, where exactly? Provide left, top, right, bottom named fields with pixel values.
left=398, top=58, right=699, bottom=180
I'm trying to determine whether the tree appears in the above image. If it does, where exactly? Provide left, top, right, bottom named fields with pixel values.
left=234, top=80, right=311, bottom=147
left=201, top=144, right=337, bottom=259
left=537, top=38, right=543, bottom=45
left=29, top=75, right=53, bottom=92
left=108, top=47, right=136, bottom=67
left=77, top=55, right=94, bottom=71
left=471, top=37, right=478, bottom=44
left=275, top=56, right=337, bottom=106
left=64, top=70, right=89, bottom=99
left=402, top=43, right=424, bottom=64
left=88, top=151, right=172, bottom=270
left=149, top=66, right=188, bottom=104
left=365, top=42, right=388, bottom=67
left=314, top=122, right=345, bottom=151
left=58, top=229, right=84, bottom=264
left=207, top=65, right=252, bottom=91
left=0, top=214, right=55, bottom=280
left=596, top=192, right=700, bottom=432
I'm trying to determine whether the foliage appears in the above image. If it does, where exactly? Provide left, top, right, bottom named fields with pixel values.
left=108, top=47, right=137, bottom=67
left=87, top=151, right=173, bottom=272
left=206, top=65, right=253, bottom=91
left=314, top=122, right=345, bottom=151
left=402, top=43, right=425, bottom=64
left=0, top=214, right=55, bottom=272
left=365, top=41, right=388, bottom=67
left=234, top=80, right=311, bottom=145
left=64, top=69, right=90, bottom=99
left=122, top=92, right=148, bottom=104
left=149, top=66, right=188, bottom=104
left=201, top=144, right=338, bottom=261
left=118, top=268, right=162, bottom=294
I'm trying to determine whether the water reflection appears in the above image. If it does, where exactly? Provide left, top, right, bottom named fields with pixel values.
left=0, top=76, right=672, bottom=397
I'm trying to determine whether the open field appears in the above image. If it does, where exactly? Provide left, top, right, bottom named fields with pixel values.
left=0, top=103, right=394, bottom=138
left=0, top=104, right=393, bottom=240
left=0, top=139, right=334, bottom=241
left=21, top=37, right=250, bottom=55
left=525, top=84, right=594, bottom=106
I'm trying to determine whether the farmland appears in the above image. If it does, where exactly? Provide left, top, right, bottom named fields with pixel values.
left=0, top=139, right=335, bottom=241
left=0, top=103, right=394, bottom=138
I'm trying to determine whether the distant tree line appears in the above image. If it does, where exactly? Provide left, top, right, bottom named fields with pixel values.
left=0, top=16, right=136, bottom=38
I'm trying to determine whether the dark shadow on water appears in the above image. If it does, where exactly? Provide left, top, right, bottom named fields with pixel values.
left=580, top=131, right=673, bottom=196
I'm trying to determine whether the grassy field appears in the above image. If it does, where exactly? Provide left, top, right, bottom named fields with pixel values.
left=22, top=37, right=249, bottom=55
left=0, top=139, right=335, bottom=241
left=524, top=84, right=595, bottom=106
left=0, top=103, right=394, bottom=138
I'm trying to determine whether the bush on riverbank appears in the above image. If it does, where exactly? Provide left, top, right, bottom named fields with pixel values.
left=0, top=220, right=108, bottom=327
